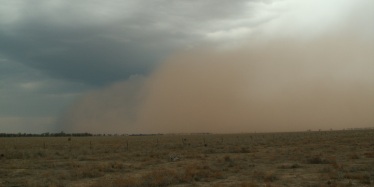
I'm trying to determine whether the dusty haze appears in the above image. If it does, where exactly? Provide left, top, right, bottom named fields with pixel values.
left=61, top=33, right=374, bottom=134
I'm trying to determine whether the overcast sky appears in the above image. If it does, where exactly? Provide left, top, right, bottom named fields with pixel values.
left=1, top=0, right=373, bottom=133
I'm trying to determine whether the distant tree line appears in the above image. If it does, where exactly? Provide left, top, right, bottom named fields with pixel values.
left=0, top=132, right=165, bottom=137
left=0, top=131, right=93, bottom=137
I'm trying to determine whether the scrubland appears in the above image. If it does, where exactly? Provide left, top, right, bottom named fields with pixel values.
left=0, top=129, right=373, bottom=187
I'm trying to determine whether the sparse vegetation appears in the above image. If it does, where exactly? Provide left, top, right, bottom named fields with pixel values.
left=0, top=129, right=373, bottom=186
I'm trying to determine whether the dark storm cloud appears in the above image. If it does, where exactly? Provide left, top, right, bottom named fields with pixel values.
left=0, top=58, right=88, bottom=117
left=0, top=20, right=158, bottom=85
left=1, top=0, right=270, bottom=133
left=0, top=0, right=259, bottom=86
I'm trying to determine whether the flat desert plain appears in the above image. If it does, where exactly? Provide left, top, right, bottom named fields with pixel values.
left=1, top=130, right=373, bottom=187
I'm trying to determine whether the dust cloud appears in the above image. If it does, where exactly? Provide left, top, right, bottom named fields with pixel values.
left=60, top=33, right=374, bottom=134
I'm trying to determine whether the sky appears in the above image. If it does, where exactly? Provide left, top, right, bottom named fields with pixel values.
left=0, top=0, right=373, bottom=134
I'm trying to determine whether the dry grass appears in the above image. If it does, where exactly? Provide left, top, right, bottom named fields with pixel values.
left=0, top=129, right=373, bottom=186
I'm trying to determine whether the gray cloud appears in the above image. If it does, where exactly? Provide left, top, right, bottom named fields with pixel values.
left=0, top=58, right=87, bottom=117
left=0, top=0, right=261, bottom=86
left=1, top=0, right=269, bottom=133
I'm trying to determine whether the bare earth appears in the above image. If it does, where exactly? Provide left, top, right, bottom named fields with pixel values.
left=0, top=130, right=373, bottom=187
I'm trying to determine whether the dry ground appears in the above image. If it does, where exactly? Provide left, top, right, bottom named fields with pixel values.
left=0, top=130, right=373, bottom=187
